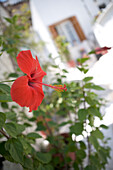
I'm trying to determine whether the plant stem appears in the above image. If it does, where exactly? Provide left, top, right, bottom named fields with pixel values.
left=82, top=81, right=91, bottom=164
left=42, top=116, right=53, bottom=137
left=0, top=79, right=16, bottom=83
left=0, top=128, right=10, bottom=139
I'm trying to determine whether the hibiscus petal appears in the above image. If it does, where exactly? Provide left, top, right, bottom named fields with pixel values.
left=11, top=76, right=44, bottom=111
left=29, top=91, right=44, bottom=112
left=31, top=56, right=46, bottom=80
left=17, top=50, right=35, bottom=77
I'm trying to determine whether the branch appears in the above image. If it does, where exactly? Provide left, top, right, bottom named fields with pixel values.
left=0, top=128, right=10, bottom=139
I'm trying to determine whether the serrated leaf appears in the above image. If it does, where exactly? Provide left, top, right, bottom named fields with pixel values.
left=36, top=152, right=52, bottom=164
left=27, top=132, right=42, bottom=139
left=78, top=109, right=88, bottom=122
left=5, top=138, right=24, bottom=164
left=4, top=122, right=17, bottom=138
left=15, top=123, right=25, bottom=134
left=0, top=112, right=6, bottom=129
left=70, top=123, right=83, bottom=135
left=18, top=137, right=32, bottom=155
left=4, top=122, right=25, bottom=138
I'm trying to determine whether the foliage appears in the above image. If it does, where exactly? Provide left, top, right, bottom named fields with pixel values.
left=0, top=14, right=111, bottom=170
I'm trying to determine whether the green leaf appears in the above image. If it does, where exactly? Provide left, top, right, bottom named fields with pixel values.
left=79, top=141, right=86, bottom=149
left=37, top=164, right=46, bottom=170
left=91, top=85, right=104, bottom=90
left=77, top=57, right=90, bottom=64
left=5, top=138, right=24, bottom=164
left=1, top=102, right=8, bottom=109
left=18, top=137, right=32, bottom=155
left=90, top=155, right=100, bottom=166
left=5, top=112, right=16, bottom=121
left=78, top=109, right=88, bottom=122
left=98, top=149, right=107, bottom=162
left=15, top=123, right=25, bottom=134
left=4, top=17, right=12, bottom=23
left=36, top=152, right=52, bottom=164
left=76, top=149, right=86, bottom=159
left=8, top=73, right=18, bottom=78
left=0, top=142, right=14, bottom=162
left=4, top=122, right=17, bottom=138
left=85, top=165, right=96, bottom=170
left=89, top=135, right=99, bottom=150
left=84, top=83, right=104, bottom=90
left=4, top=122, right=25, bottom=138
left=61, top=75, right=67, bottom=78
left=0, top=83, right=11, bottom=94
left=85, top=97, right=97, bottom=106
left=23, top=156, right=33, bottom=169
left=36, top=121, right=46, bottom=131
left=92, top=129, right=104, bottom=139
left=0, top=94, right=12, bottom=102
left=62, top=69, right=68, bottom=73
left=44, top=164, right=54, bottom=170
left=0, top=112, right=6, bottom=129
left=70, top=123, right=83, bottom=135
left=27, top=132, right=42, bottom=139
left=88, top=107, right=101, bottom=118
left=100, top=124, right=108, bottom=129
left=88, top=49, right=96, bottom=55
left=83, top=76, right=93, bottom=82
left=51, top=65, right=58, bottom=68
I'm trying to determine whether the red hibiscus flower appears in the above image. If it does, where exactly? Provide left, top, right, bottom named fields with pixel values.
left=95, top=46, right=111, bottom=55
left=11, top=50, right=67, bottom=112
left=88, top=46, right=112, bottom=55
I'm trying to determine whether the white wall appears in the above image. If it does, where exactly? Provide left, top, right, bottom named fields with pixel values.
left=31, top=0, right=106, bottom=37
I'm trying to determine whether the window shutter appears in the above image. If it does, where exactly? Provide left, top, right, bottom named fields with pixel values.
left=49, top=25, right=58, bottom=39
left=70, top=16, right=86, bottom=41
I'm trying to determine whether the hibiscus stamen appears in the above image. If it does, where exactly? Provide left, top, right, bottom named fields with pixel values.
left=37, top=82, right=67, bottom=92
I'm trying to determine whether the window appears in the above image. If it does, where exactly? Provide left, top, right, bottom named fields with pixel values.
left=49, top=16, right=86, bottom=46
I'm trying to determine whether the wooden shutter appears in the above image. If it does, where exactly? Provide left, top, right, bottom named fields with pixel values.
left=49, top=25, right=58, bottom=39
left=70, top=16, right=86, bottom=41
